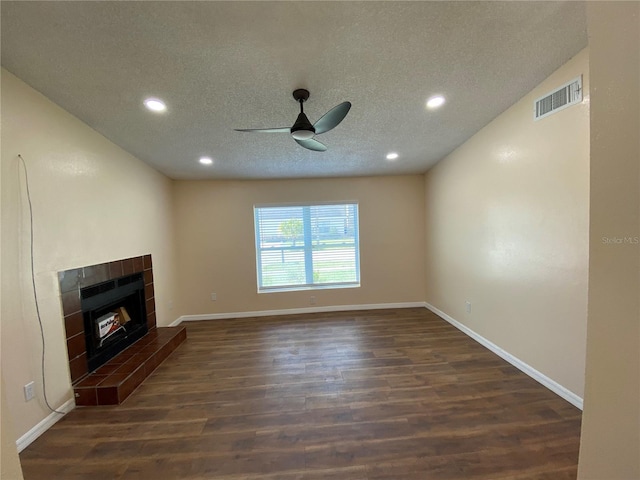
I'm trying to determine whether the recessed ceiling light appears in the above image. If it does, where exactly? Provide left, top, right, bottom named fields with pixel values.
left=199, top=156, right=213, bottom=165
left=426, top=95, right=446, bottom=109
left=386, top=152, right=399, bottom=160
left=143, top=97, right=167, bottom=113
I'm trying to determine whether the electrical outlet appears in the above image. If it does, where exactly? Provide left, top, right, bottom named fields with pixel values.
left=168, top=300, right=174, bottom=310
left=465, top=301, right=472, bottom=314
left=310, top=296, right=316, bottom=305
left=210, top=293, right=217, bottom=301
left=24, top=381, right=35, bottom=402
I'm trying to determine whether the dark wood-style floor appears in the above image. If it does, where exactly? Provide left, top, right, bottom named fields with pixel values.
left=20, top=308, right=582, bottom=479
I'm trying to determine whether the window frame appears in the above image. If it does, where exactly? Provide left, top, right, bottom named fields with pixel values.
left=253, top=201, right=361, bottom=293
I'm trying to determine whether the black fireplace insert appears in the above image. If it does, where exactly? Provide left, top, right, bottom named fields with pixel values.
left=81, top=272, right=148, bottom=372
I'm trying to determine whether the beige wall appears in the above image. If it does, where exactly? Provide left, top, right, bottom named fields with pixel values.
left=0, top=70, right=176, bottom=439
left=1, top=378, right=24, bottom=480
left=173, top=176, right=426, bottom=316
left=578, top=3, right=640, bottom=478
left=0, top=88, right=23, bottom=479
left=424, top=49, right=590, bottom=398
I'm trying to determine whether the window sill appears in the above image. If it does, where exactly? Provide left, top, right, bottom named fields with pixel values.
left=258, top=283, right=360, bottom=294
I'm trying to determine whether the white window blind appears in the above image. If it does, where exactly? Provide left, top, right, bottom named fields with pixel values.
left=254, top=203, right=360, bottom=292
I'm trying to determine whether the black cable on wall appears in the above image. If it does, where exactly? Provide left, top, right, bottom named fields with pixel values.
left=18, top=154, right=65, bottom=415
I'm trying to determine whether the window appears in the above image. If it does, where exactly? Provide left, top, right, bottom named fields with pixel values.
left=254, top=203, right=360, bottom=292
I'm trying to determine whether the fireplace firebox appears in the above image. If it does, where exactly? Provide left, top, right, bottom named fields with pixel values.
left=81, top=272, right=148, bottom=373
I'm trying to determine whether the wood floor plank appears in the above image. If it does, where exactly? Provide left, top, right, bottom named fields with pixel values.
left=19, top=308, right=582, bottom=479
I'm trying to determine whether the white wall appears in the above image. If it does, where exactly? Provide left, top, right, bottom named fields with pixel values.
left=1, top=70, right=176, bottom=438
left=424, top=49, right=590, bottom=399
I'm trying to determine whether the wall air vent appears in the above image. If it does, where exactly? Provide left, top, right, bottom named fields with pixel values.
left=534, top=75, right=583, bottom=120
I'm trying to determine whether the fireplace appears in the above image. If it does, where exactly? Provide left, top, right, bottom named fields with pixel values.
left=81, top=272, right=148, bottom=373
left=59, top=254, right=158, bottom=384
left=60, top=255, right=186, bottom=406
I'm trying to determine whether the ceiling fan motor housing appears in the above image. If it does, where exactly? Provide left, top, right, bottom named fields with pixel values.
left=291, top=112, right=315, bottom=140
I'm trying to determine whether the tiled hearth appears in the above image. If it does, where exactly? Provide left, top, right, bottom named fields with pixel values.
left=72, top=326, right=186, bottom=406
left=58, top=255, right=186, bottom=406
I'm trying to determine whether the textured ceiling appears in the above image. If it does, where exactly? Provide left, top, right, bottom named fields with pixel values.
left=1, top=1, right=587, bottom=180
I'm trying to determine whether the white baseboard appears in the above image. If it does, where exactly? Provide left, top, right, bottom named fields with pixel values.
left=424, top=302, right=583, bottom=410
left=168, top=317, right=183, bottom=327
left=16, top=398, right=75, bottom=452
left=170, top=302, right=426, bottom=326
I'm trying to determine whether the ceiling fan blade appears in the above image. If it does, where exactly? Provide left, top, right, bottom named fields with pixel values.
left=295, top=138, right=327, bottom=152
left=234, top=127, right=290, bottom=133
left=313, top=101, right=351, bottom=135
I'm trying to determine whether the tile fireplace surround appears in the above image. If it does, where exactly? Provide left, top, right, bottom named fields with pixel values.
left=59, top=255, right=186, bottom=406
